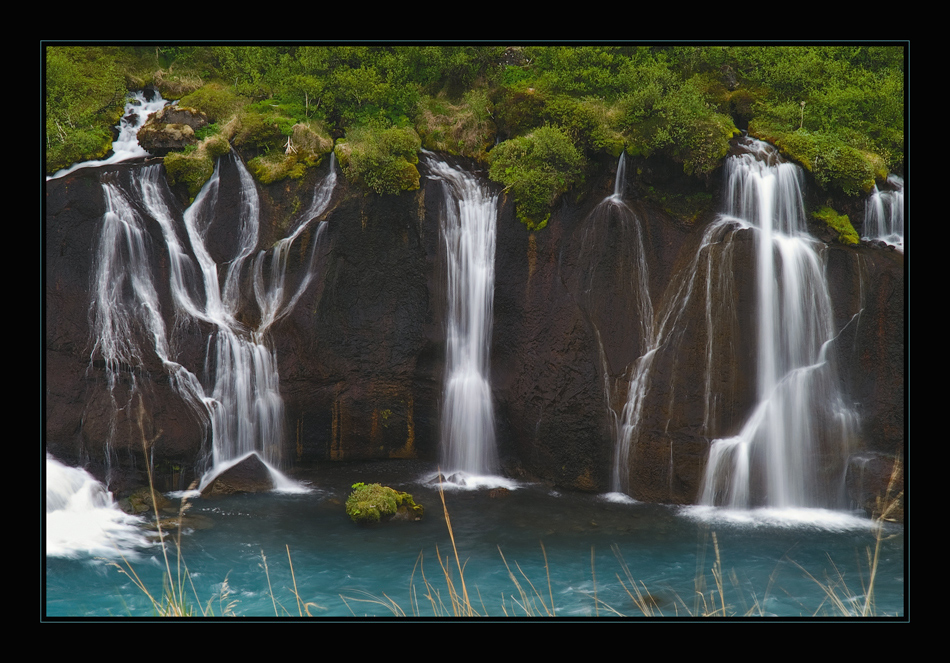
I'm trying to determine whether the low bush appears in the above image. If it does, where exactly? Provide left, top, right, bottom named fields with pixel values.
left=334, top=124, right=421, bottom=195
left=488, top=125, right=585, bottom=230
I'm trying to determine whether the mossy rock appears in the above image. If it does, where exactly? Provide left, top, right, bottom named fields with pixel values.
left=163, top=150, right=214, bottom=199
left=345, top=483, right=424, bottom=524
left=813, top=205, right=859, bottom=246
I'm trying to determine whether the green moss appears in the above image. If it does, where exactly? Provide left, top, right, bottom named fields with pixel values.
left=643, top=185, right=713, bottom=224
left=813, top=206, right=859, bottom=245
left=751, top=124, right=877, bottom=197
left=345, top=483, right=424, bottom=524
left=163, top=151, right=214, bottom=199
left=204, top=134, right=231, bottom=159
left=179, top=83, right=245, bottom=123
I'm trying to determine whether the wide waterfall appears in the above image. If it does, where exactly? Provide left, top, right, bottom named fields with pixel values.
left=87, top=149, right=336, bottom=490
left=697, top=138, right=857, bottom=510
left=426, top=157, right=501, bottom=483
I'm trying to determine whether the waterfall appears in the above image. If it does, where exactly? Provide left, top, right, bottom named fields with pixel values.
left=48, top=90, right=169, bottom=181
left=46, top=454, right=149, bottom=558
left=574, top=154, right=655, bottom=496
left=87, top=150, right=336, bottom=490
left=426, top=156, right=500, bottom=480
left=697, top=138, right=857, bottom=509
left=863, top=174, right=904, bottom=252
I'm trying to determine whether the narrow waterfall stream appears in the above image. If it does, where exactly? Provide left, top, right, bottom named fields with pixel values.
left=863, top=174, right=904, bottom=252
left=573, top=153, right=654, bottom=497
left=425, top=156, right=508, bottom=487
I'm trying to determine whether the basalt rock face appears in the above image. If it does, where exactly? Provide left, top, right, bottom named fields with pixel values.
left=44, top=151, right=904, bottom=503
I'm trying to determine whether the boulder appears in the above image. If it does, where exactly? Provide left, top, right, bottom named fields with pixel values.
left=137, top=106, right=209, bottom=156
left=200, top=454, right=274, bottom=497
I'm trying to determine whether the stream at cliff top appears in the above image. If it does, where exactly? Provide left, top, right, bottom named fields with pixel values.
left=45, top=458, right=904, bottom=618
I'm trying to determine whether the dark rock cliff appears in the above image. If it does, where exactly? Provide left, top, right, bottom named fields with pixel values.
left=44, top=151, right=905, bottom=503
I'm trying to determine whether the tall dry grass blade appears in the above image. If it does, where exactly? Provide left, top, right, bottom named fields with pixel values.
left=260, top=549, right=279, bottom=616
left=437, top=470, right=474, bottom=616
left=287, top=545, right=304, bottom=616
left=591, top=546, right=598, bottom=617
left=862, top=453, right=903, bottom=617
left=514, top=558, right=553, bottom=616
left=712, top=532, right=726, bottom=617
left=541, top=541, right=554, bottom=615
left=497, top=547, right=532, bottom=616
left=611, top=543, right=660, bottom=616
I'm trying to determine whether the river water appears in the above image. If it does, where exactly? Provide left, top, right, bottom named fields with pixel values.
left=44, top=458, right=904, bottom=619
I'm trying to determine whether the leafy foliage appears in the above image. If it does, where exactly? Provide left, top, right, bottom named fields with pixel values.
left=45, top=46, right=128, bottom=173
left=488, top=125, right=586, bottom=230
left=335, top=123, right=421, bottom=195
left=46, top=45, right=904, bottom=204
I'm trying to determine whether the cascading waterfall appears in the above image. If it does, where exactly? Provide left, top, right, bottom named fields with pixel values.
left=863, top=174, right=904, bottom=252
left=46, top=454, right=150, bottom=558
left=88, top=148, right=336, bottom=490
left=697, top=138, right=857, bottom=509
left=48, top=90, right=169, bottom=181
left=427, top=156, right=500, bottom=480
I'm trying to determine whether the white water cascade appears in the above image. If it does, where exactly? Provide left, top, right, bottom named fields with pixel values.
left=427, top=157, right=501, bottom=483
left=48, top=90, right=170, bottom=181
left=697, top=138, right=857, bottom=510
left=863, top=174, right=904, bottom=253
left=88, top=150, right=336, bottom=491
left=46, top=454, right=149, bottom=558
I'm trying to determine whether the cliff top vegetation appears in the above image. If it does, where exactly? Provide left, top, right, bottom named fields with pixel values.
left=45, top=44, right=905, bottom=221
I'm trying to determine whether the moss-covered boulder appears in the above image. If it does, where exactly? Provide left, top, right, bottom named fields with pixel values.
left=345, top=483, right=424, bottom=524
left=137, top=105, right=209, bottom=156
left=163, top=150, right=214, bottom=199
left=812, top=205, right=859, bottom=246
left=247, top=122, right=333, bottom=185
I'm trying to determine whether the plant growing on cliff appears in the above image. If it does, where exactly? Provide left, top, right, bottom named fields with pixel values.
left=812, top=205, right=859, bottom=245
left=45, top=46, right=128, bottom=174
left=334, top=124, right=422, bottom=195
left=488, top=125, right=585, bottom=230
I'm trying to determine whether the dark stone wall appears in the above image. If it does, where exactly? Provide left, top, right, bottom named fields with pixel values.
left=44, top=151, right=905, bottom=502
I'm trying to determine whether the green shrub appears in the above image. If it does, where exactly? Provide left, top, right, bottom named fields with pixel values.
left=179, top=84, right=245, bottom=123
left=416, top=89, right=496, bottom=161
left=757, top=125, right=876, bottom=196
left=488, top=125, right=585, bottom=230
left=45, top=46, right=128, bottom=173
left=334, top=124, right=421, bottom=194
left=246, top=122, right=331, bottom=185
